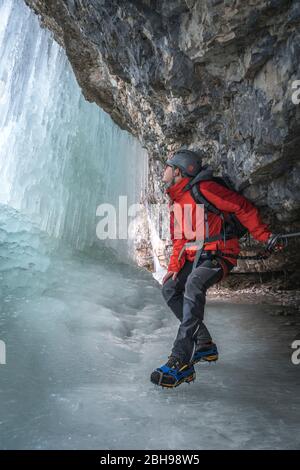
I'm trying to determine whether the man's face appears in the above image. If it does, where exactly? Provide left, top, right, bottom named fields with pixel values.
left=163, top=165, right=180, bottom=183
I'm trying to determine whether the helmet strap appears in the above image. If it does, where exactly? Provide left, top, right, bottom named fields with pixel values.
left=171, top=167, right=177, bottom=186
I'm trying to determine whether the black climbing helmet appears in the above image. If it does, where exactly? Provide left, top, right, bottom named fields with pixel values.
left=166, top=149, right=203, bottom=177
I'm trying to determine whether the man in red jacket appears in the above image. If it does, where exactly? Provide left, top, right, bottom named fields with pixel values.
left=151, top=149, right=281, bottom=388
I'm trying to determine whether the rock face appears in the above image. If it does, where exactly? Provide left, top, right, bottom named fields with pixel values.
left=24, top=0, right=300, bottom=276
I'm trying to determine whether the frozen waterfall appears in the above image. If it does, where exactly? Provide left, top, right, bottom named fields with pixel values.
left=0, top=0, right=148, bottom=257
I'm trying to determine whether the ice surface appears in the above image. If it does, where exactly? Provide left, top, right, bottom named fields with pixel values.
left=0, top=206, right=300, bottom=450
left=0, top=0, right=299, bottom=451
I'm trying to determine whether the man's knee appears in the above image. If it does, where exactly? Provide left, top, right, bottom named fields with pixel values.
left=184, top=271, right=206, bottom=302
left=185, top=263, right=223, bottom=300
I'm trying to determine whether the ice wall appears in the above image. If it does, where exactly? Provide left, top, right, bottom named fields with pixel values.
left=0, top=0, right=148, bottom=259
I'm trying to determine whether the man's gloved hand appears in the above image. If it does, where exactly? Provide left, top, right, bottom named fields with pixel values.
left=266, top=234, right=285, bottom=253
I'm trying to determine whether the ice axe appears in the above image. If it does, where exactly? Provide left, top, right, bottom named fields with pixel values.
left=215, top=231, right=300, bottom=261
left=266, top=232, right=300, bottom=252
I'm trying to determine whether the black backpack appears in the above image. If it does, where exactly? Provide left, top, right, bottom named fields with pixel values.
left=183, top=169, right=248, bottom=242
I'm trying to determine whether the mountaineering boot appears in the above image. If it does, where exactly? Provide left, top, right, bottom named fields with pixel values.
left=150, top=355, right=196, bottom=388
left=192, top=341, right=219, bottom=365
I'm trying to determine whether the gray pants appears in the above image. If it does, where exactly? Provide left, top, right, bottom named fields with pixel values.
left=162, top=257, right=234, bottom=363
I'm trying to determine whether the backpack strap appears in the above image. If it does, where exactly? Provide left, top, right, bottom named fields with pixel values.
left=189, top=183, right=238, bottom=243
left=190, top=185, right=221, bottom=216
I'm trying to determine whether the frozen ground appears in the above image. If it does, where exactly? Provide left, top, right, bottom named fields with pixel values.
left=0, top=206, right=299, bottom=450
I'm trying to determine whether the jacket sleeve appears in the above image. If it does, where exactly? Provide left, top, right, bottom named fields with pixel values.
left=200, top=180, right=272, bottom=243
left=167, top=203, right=187, bottom=272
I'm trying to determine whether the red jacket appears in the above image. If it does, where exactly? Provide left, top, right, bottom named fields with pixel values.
left=166, top=176, right=272, bottom=272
